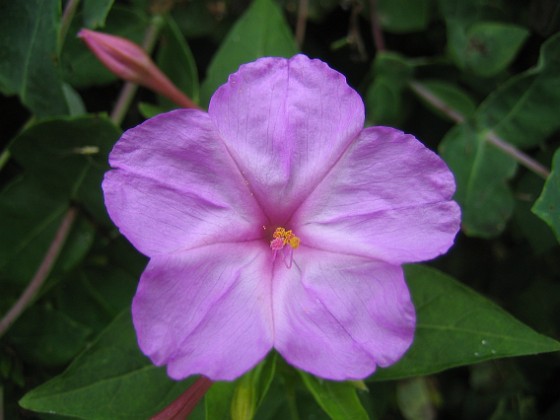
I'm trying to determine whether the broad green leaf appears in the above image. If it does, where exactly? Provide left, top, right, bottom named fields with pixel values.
left=54, top=241, right=141, bottom=334
left=61, top=6, right=148, bottom=87
left=299, top=371, right=368, bottom=420
left=0, top=176, right=94, bottom=287
left=9, top=115, right=121, bottom=224
left=0, top=176, right=66, bottom=286
left=83, top=0, right=116, bottom=28
left=464, top=22, right=528, bottom=77
left=440, top=123, right=516, bottom=237
left=532, top=148, right=560, bottom=241
left=200, top=0, right=298, bottom=106
left=7, top=306, right=92, bottom=368
left=366, top=52, right=413, bottom=125
left=412, top=80, right=477, bottom=121
left=374, top=265, right=560, bottom=380
left=475, top=32, right=560, bottom=148
left=0, top=0, right=69, bottom=117
left=19, top=310, right=194, bottom=419
left=378, top=0, right=431, bottom=33
left=157, top=15, right=199, bottom=106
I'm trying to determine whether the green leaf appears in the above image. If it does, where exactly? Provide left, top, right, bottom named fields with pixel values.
left=157, top=15, right=200, bottom=106
left=0, top=0, right=69, bottom=117
left=366, top=52, right=413, bottom=125
left=464, top=22, right=529, bottom=77
left=378, top=0, right=431, bottom=33
left=83, top=0, right=116, bottom=28
left=205, top=354, right=277, bottom=420
left=440, top=123, right=516, bottom=237
left=200, top=0, right=298, bottom=106
left=532, top=148, right=560, bottom=241
left=475, top=32, right=560, bottom=148
left=9, top=115, right=121, bottom=224
left=0, top=177, right=94, bottom=288
left=230, top=354, right=277, bottom=420
left=412, top=80, right=477, bottom=121
left=0, top=176, right=67, bottom=287
left=7, top=306, right=92, bottom=368
left=19, top=310, right=195, bottom=419
left=374, top=265, right=560, bottom=380
left=298, top=371, right=369, bottom=420
left=513, top=170, right=557, bottom=253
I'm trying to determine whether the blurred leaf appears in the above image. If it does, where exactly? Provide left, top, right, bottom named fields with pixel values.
left=231, top=354, right=276, bottom=420
left=200, top=0, right=298, bottom=106
left=475, top=32, right=560, bottom=148
left=464, top=22, right=528, bottom=77
left=0, top=176, right=94, bottom=291
left=532, top=148, right=560, bottom=241
left=61, top=6, right=148, bottom=87
left=0, top=176, right=66, bottom=287
left=0, top=0, right=69, bottom=117
left=157, top=15, right=199, bottom=106
left=412, top=79, right=477, bottom=121
left=205, top=354, right=276, bottom=419
left=366, top=52, right=413, bottom=125
left=374, top=265, right=560, bottom=380
left=440, top=123, right=516, bottom=237
left=7, top=306, right=92, bottom=368
left=513, top=170, right=557, bottom=253
left=138, top=101, right=169, bottom=118
left=19, top=310, right=195, bottom=419
left=396, top=378, right=438, bottom=420
left=9, top=115, right=121, bottom=224
left=83, top=0, right=116, bottom=28
left=299, top=371, right=369, bottom=420
left=378, top=0, right=431, bottom=33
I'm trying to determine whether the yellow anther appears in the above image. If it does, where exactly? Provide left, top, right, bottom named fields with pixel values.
left=271, top=226, right=300, bottom=249
left=288, top=236, right=300, bottom=249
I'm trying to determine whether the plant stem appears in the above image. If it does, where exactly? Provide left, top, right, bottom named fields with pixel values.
left=295, top=0, right=308, bottom=48
left=408, top=81, right=551, bottom=180
left=59, top=0, right=81, bottom=53
left=150, top=376, right=213, bottom=420
left=0, top=149, right=10, bottom=172
left=486, top=131, right=550, bottom=179
left=0, top=207, right=78, bottom=339
left=369, top=0, right=385, bottom=52
left=109, top=16, right=164, bottom=126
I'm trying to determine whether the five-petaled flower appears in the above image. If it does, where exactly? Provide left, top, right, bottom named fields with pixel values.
left=103, top=55, right=461, bottom=381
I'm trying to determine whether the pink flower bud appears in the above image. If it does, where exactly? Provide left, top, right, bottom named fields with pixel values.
left=78, top=29, right=199, bottom=109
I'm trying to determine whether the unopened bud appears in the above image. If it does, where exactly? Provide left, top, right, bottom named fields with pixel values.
left=78, top=29, right=199, bottom=109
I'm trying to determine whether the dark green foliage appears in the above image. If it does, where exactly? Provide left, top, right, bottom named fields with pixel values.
left=1, top=0, right=559, bottom=418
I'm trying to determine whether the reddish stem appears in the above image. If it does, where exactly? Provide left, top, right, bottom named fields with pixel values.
left=151, top=376, right=213, bottom=420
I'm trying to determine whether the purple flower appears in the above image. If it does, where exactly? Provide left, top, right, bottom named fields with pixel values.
left=103, top=55, right=460, bottom=381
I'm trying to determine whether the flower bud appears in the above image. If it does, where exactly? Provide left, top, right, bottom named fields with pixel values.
left=78, top=29, right=198, bottom=109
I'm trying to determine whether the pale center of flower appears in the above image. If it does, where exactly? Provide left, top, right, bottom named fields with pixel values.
left=268, top=226, right=300, bottom=268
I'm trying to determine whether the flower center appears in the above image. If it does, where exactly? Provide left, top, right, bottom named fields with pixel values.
left=269, top=226, right=300, bottom=268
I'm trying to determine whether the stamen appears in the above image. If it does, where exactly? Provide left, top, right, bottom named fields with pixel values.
left=269, top=227, right=300, bottom=268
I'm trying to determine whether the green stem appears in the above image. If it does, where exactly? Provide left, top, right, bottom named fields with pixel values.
left=0, top=149, right=10, bottom=172
left=109, top=15, right=164, bottom=126
left=295, top=0, right=308, bottom=48
left=369, top=0, right=385, bottom=51
left=0, top=207, right=78, bottom=339
left=408, top=81, right=551, bottom=180
left=59, top=0, right=81, bottom=53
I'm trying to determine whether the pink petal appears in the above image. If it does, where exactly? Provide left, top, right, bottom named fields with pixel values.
left=273, top=248, right=415, bottom=380
left=103, top=109, right=266, bottom=257
left=132, top=242, right=274, bottom=381
left=209, top=55, right=365, bottom=224
left=293, top=127, right=461, bottom=264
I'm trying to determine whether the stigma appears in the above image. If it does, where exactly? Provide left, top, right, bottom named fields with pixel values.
left=270, top=227, right=300, bottom=268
